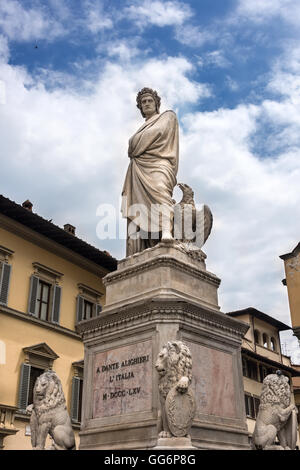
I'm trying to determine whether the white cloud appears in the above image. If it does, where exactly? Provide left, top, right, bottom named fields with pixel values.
left=0, top=34, right=9, bottom=62
left=175, top=24, right=213, bottom=47
left=180, top=102, right=300, bottom=327
left=84, top=0, right=113, bottom=33
left=103, top=40, right=141, bottom=62
left=48, top=0, right=71, bottom=21
left=0, top=0, right=64, bottom=41
left=206, top=51, right=230, bottom=68
left=196, top=50, right=230, bottom=68
left=125, top=0, right=193, bottom=28
left=178, top=42, right=300, bottom=324
left=236, top=0, right=300, bottom=26
left=267, top=46, right=300, bottom=97
left=226, top=75, right=239, bottom=91
left=256, top=45, right=300, bottom=153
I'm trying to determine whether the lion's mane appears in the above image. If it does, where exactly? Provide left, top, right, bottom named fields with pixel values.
left=259, top=373, right=290, bottom=409
left=33, top=371, right=66, bottom=417
left=157, top=341, right=192, bottom=399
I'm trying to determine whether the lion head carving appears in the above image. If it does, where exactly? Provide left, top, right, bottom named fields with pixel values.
left=33, top=371, right=66, bottom=416
left=155, top=341, right=192, bottom=399
left=259, top=372, right=291, bottom=409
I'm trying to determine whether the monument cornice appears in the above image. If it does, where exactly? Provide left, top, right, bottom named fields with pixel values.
left=76, top=301, right=249, bottom=341
left=103, top=255, right=221, bottom=288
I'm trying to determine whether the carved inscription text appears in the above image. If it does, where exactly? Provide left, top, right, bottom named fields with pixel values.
left=93, top=341, right=152, bottom=418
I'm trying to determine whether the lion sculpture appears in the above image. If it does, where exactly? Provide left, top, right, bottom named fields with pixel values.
left=252, top=371, right=298, bottom=450
left=155, top=341, right=195, bottom=438
left=27, top=370, right=76, bottom=450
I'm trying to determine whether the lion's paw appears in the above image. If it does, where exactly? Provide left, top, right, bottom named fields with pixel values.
left=176, top=376, right=189, bottom=393
left=159, top=431, right=172, bottom=438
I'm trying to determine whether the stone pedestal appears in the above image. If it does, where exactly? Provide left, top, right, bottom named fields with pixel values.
left=77, top=243, right=250, bottom=450
left=154, top=437, right=196, bottom=450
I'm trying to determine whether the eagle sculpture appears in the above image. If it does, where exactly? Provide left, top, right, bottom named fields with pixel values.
left=173, top=183, right=213, bottom=249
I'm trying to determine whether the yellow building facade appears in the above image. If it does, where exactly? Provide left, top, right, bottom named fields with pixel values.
left=0, top=195, right=117, bottom=450
left=280, top=243, right=300, bottom=342
left=227, top=308, right=300, bottom=443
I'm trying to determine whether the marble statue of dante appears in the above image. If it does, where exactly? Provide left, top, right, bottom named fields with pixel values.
left=121, top=88, right=179, bottom=256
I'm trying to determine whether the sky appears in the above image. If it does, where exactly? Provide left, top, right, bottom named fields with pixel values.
left=1, top=0, right=300, bottom=360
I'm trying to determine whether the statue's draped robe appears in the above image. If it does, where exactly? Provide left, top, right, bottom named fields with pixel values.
left=121, top=111, right=179, bottom=254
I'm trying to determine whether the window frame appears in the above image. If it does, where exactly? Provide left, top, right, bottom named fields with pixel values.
left=71, top=360, right=84, bottom=424
left=244, top=393, right=260, bottom=419
left=263, top=333, right=269, bottom=348
left=76, top=284, right=103, bottom=324
left=243, top=357, right=259, bottom=381
left=18, top=343, right=59, bottom=413
left=28, top=263, right=63, bottom=324
left=35, top=280, right=51, bottom=321
left=0, top=245, right=14, bottom=307
left=270, top=337, right=277, bottom=352
left=254, top=329, right=260, bottom=345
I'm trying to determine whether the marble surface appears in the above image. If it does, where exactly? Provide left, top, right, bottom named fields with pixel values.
left=187, top=341, right=237, bottom=419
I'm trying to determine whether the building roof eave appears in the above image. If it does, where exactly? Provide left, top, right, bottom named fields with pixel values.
left=280, top=242, right=300, bottom=261
left=0, top=194, right=117, bottom=272
left=227, top=308, right=291, bottom=332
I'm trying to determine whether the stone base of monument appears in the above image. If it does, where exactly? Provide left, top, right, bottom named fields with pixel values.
left=77, top=243, right=251, bottom=450
left=153, top=437, right=196, bottom=450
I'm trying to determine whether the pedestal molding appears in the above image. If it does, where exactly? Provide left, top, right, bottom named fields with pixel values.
left=77, top=301, right=249, bottom=343
left=104, top=255, right=221, bottom=288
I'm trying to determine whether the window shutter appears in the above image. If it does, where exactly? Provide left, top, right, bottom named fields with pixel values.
left=96, top=304, right=102, bottom=316
left=76, top=295, right=84, bottom=323
left=51, top=285, right=61, bottom=324
left=18, top=363, right=31, bottom=411
left=71, top=377, right=81, bottom=422
left=0, top=263, right=12, bottom=306
left=28, top=276, right=39, bottom=316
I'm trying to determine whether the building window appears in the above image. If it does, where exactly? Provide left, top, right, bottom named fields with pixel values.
left=28, top=366, right=45, bottom=406
left=83, top=299, right=93, bottom=321
left=0, top=245, right=14, bottom=307
left=18, top=343, right=59, bottom=412
left=270, top=337, right=277, bottom=352
left=245, top=394, right=260, bottom=419
left=259, top=365, right=277, bottom=382
left=254, top=330, right=260, bottom=345
left=28, top=263, right=63, bottom=324
left=263, top=333, right=268, bottom=348
left=76, top=284, right=103, bottom=323
left=243, top=357, right=258, bottom=381
left=259, top=365, right=268, bottom=383
left=71, top=360, right=84, bottom=424
left=36, top=280, right=51, bottom=321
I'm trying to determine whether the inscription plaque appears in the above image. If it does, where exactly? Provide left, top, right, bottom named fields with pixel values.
left=93, top=340, right=153, bottom=418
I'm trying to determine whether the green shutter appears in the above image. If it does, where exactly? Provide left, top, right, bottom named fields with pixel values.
left=96, top=304, right=102, bottom=316
left=18, top=363, right=31, bottom=411
left=76, top=295, right=84, bottom=323
left=51, top=285, right=61, bottom=324
left=0, top=263, right=12, bottom=306
left=28, top=276, right=39, bottom=316
left=71, top=377, right=81, bottom=422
